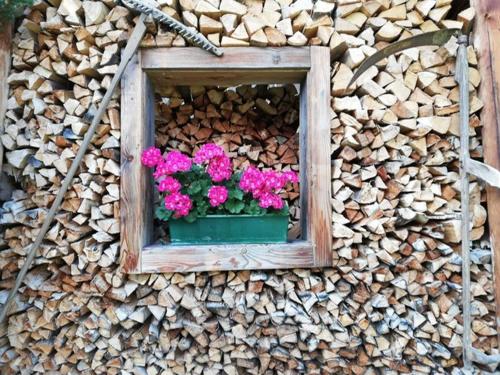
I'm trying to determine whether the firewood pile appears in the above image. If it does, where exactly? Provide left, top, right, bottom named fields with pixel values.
left=0, top=0, right=498, bottom=373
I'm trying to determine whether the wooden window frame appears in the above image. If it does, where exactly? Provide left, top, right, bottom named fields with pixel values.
left=120, top=47, right=332, bottom=273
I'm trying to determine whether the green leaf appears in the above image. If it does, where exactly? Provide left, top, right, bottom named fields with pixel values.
left=191, top=164, right=205, bottom=174
left=199, top=179, right=212, bottom=195
left=280, top=204, right=289, bottom=215
left=225, top=199, right=245, bottom=214
left=0, top=0, right=34, bottom=23
left=196, top=200, right=209, bottom=217
left=183, top=211, right=198, bottom=223
left=155, top=207, right=173, bottom=221
left=187, top=180, right=202, bottom=195
left=231, top=172, right=242, bottom=183
left=228, top=188, right=244, bottom=200
left=244, top=200, right=264, bottom=215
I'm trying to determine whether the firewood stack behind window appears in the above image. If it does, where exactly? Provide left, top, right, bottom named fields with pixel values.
left=154, top=84, right=301, bottom=242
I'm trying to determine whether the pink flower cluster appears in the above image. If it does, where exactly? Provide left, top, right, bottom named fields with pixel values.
left=240, top=167, right=298, bottom=209
left=141, top=146, right=163, bottom=167
left=257, top=192, right=284, bottom=209
left=141, top=147, right=194, bottom=218
left=164, top=192, right=192, bottom=218
left=238, top=166, right=264, bottom=193
left=207, top=186, right=228, bottom=207
left=195, top=144, right=232, bottom=182
left=153, top=151, right=192, bottom=179
left=142, top=144, right=298, bottom=219
left=158, top=176, right=181, bottom=193
left=194, top=143, right=225, bottom=163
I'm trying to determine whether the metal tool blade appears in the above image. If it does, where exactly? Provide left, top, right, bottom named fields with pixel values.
left=348, top=28, right=460, bottom=87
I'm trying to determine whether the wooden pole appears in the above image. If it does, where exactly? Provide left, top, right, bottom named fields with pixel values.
left=457, top=34, right=472, bottom=371
left=0, top=14, right=147, bottom=325
left=0, top=22, right=12, bottom=175
left=471, top=0, right=500, bottom=338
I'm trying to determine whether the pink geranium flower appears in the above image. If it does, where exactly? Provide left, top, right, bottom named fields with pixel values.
left=164, top=151, right=192, bottom=173
left=282, top=171, right=299, bottom=184
left=194, top=143, right=225, bottom=164
left=207, top=186, right=228, bottom=207
left=158, top=176, right=181, bottom=193
left=240, top=167, right=298, bottom=200
left=165, top=192, right=192, bottom=218
left=258, top=192, right=284, bottom=209
left=194, top=144, right=232, bottom=182
left=239, top=166, right=265, bottom=195
left=263, top=170, right=286, bottom=191
left=141, top=146, right=163, bottom=167
left=153, top=151, right=192, bottom=179
left=207, top=155, right=232, bottom=182
left=153, top=161, right=171, bottom=180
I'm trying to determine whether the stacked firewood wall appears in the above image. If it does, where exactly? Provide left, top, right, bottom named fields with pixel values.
left=0, top=0, right=497, bottom=373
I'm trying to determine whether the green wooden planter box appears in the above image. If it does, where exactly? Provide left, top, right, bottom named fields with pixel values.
left=169, top=213, right=289, bottom=245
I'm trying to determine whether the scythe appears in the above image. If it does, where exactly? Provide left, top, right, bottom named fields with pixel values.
left=349, top=27, right=500, bottom=372
left=348, top=28, right=460, bottom=87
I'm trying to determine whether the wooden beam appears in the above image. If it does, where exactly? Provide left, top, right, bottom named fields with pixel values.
left=143, top=47, right=310, bottom=89
left=472, top=0, right=500, bottom=334
left=0, top=23, right=12, bottom=175
left=301, top=46, right=332, bottom=267
left=147, top=70, right=306, bottom=89
left=141, top=241, right=315, bottom=273
left=120, top=51, right=155, bottom=273
left=141, top=47, right=311, bottom=70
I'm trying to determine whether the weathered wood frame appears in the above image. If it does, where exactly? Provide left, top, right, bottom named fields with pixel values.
left=473, top=0, right=500, bottom=335
left=120, top=47, right=332, bottom=273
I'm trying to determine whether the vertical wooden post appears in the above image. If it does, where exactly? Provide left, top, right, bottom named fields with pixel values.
left=120, top=51, right=155, bottom=273
left=0, top=23, right=12, bottom=175
left=300, top=46, right=332, bottom=267
left=472, top=0, right=500, bottom=335
left=457, top=34, right=473, bottom=371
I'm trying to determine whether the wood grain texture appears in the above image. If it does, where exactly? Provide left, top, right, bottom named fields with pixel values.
left=302, top=47, right=332, bottom=267
left=147, top=70, right=306, bottom=89
left=120, top=52, right=155, bottom=273
left=466, top=159, right=500, bottom=189
left=141, top=241, right=315, bottom=273
left=472, top=0, right=500, bottom=334
left=0, top=24, right=12, bottom=175
left=143, top=47, right=310, bottom=89
left=457, top=37, right=472, bottom=370
left=141, top=47, right=311, bottom=70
